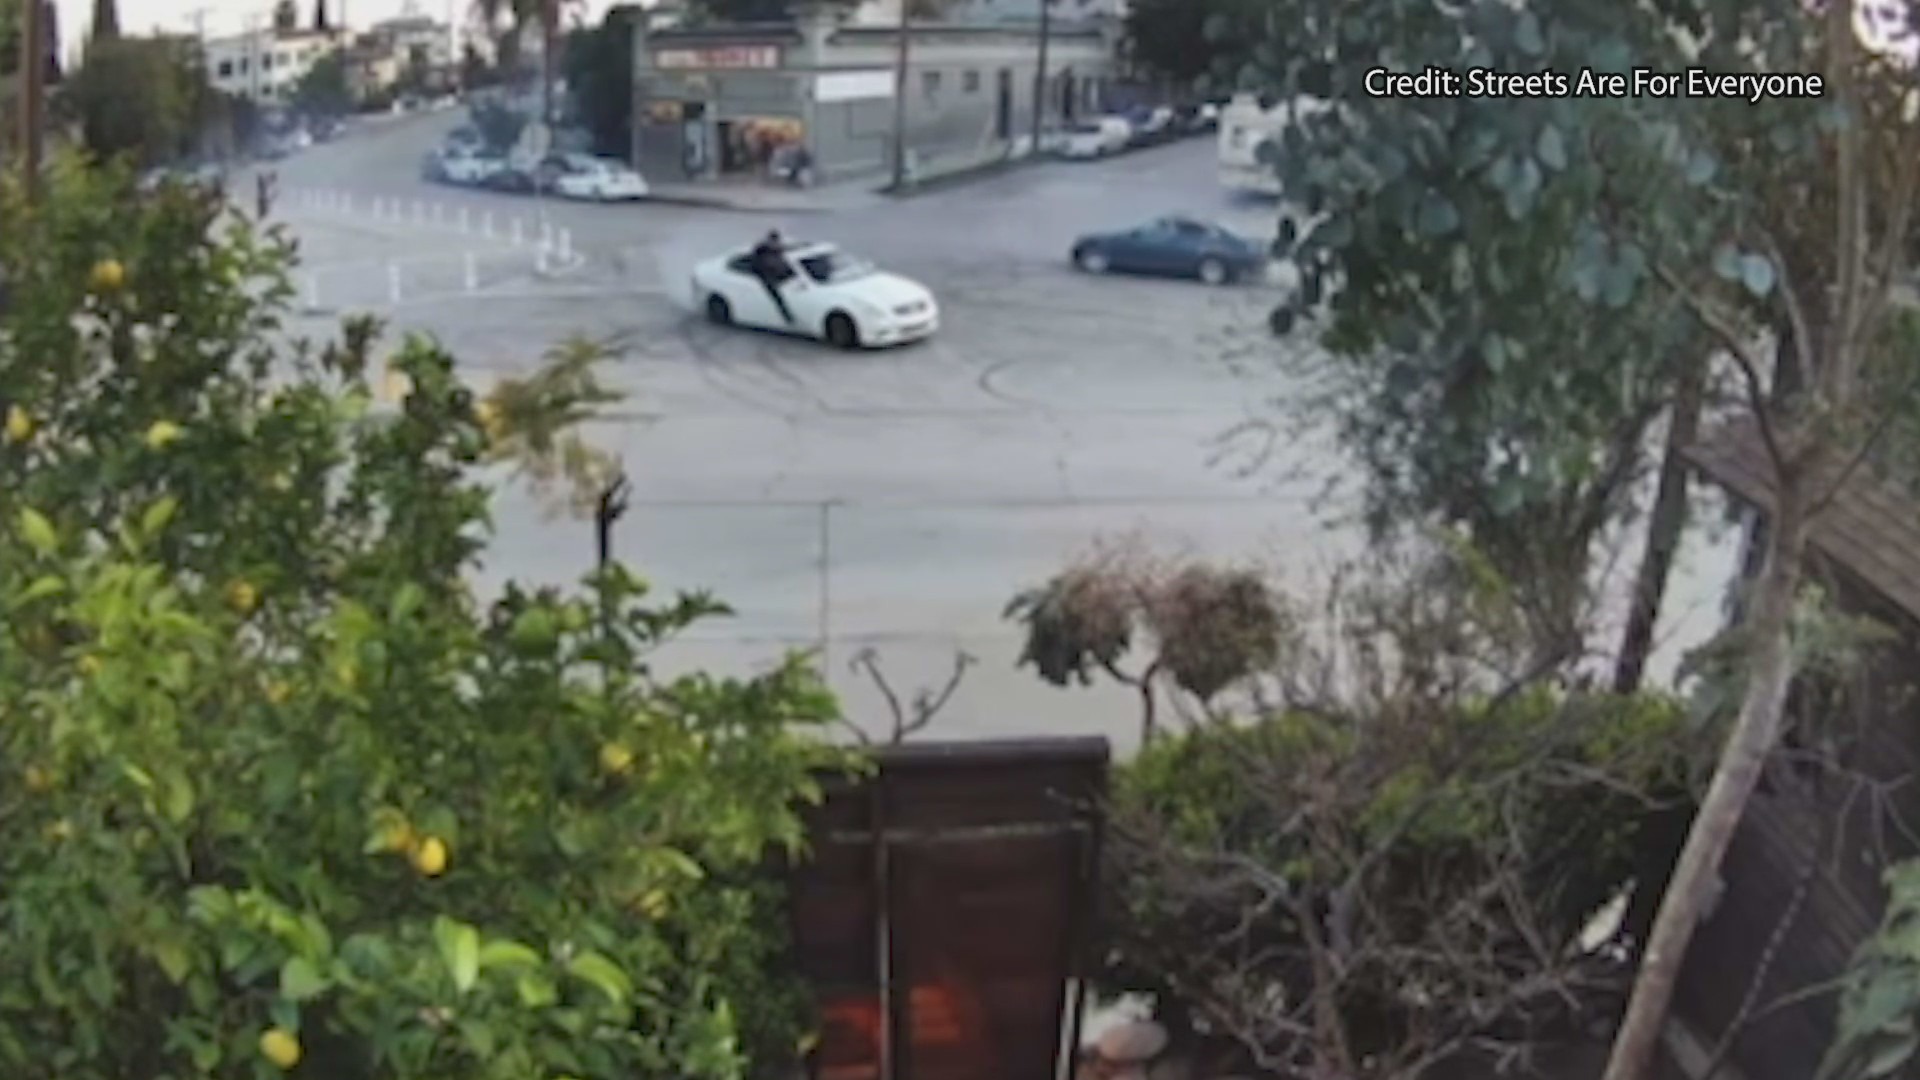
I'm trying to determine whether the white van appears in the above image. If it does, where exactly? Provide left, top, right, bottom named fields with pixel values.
left=1057, top=116, right=1132, bottom=159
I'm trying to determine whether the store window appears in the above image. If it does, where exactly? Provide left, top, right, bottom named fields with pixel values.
left=921, top=71, right=941, bottom=98
left=962, top=70, right=980, bottom=93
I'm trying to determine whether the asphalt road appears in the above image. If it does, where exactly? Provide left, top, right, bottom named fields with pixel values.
left=261, top=113, right=1743, bottom=752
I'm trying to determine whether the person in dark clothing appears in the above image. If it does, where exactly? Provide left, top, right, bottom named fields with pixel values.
left=749, top=230, right=796, bottom=325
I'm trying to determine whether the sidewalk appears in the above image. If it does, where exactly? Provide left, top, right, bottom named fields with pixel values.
left=642, top=176, right=886, bottom=215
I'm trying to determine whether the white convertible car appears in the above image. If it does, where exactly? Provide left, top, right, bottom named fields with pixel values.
left=690, top=241, right=939, bottom=349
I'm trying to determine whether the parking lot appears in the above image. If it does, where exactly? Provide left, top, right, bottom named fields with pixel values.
left=264, top=116, right=1739, bottom=749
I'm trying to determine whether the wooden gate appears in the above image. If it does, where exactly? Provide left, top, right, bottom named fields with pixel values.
left=788, top=738, right=1109, bottom=1080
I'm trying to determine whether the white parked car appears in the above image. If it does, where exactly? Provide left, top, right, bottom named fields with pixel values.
left=546, top=154, right=650, bottom=201
left=442, top=149, right=507, bottom=185
left=691, top=241, right=939, bottom=349
left=1057, top=117, right=1132, bottom=159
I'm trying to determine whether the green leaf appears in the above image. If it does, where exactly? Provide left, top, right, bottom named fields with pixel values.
left=1514, top=11, right=1545, bottom=54
left=434, top=916, right=482, bottom=994
left=279, top=957, right=328, bottom=1002
left=1535, top=125, right=1567, bottom=171
left=1417, top=193, right=1459, bottom=236
left=516, top=972, right=559, bottom=1008
left=17, top=575, right=64, bottom=603
left=1739, top=254, right=1776, bottom=298
left=152, top=940, right=193, bottom=985
left=390, top=582, right=425, bottom=623
left=161, top=772, right=196, bottom=824
left=1712, top=245, right=1744, bottom=282
left=657, top=847, right=706, bottom=881
left=566, top=951, right=633, bottom=1004
left=478, top=940, right=543, bottom=971
left=16, top=508, right=57, bottom=556
left=140, top=496, right=180, bottom=539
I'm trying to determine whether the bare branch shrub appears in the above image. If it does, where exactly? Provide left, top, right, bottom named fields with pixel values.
left=1091, top=541, right=1710, bottom=1080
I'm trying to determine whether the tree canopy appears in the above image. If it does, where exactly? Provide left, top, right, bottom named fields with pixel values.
left=0, top=155, right=856, bottom=1080
left=1120, top=0, right=1257, bottom=91
left=1237, top=0, right=1920, bottom=1074
left=293, top=51, right=352, bottom=117
left=62, top=36, right=202, bottom=167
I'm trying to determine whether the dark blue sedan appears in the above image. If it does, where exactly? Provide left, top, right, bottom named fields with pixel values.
left=1071, top=216, right=1268, bottom=285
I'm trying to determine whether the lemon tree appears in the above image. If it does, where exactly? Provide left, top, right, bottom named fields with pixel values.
left=0, top=160, right=857, bottom=1078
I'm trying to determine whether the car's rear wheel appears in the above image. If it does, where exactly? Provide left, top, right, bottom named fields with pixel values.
left=1076, top=247, right=1110, bottom=273
left=706, top=294, right=732, bottom=325
left=825, top=312, right=861, bottom=350
left=1198, top=258, right=1230, bottom=286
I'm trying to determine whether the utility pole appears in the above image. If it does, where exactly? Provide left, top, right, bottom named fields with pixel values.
left=1028, top=0, right=1050, bottom=155
left=16, top=0, right=46, bottom=201
left=889, top=0, right=911, bottom=188
left=540, top=0, right=556, bottom=124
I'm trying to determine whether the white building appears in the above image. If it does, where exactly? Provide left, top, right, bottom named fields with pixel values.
left=203, top=27, right=347, bottom=104
left=367, top=14, right=455, bottom=73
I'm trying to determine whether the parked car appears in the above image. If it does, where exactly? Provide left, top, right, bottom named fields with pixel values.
left=1173, top=103, right=1218, bottom=135
left=311, top=116, right=343, bottom=142
left=691, top=239, right=939, bottom=350
left=1125, top=105, right=1178, bottom=147
left=1057, top=117, right=1132, bottom=159
left=547, top=155, right=650, bottom=201
left=445, top=125, right=483, bottom=153
left=481, top=166, right=538, bottom=194
left=420, top=150, right=449, bottom=181
left=442, top=149, right=508, bottom=185
left=1070, top=216, right=1269, bottom=285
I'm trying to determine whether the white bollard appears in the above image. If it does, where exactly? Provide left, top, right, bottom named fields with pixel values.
left=305, top=273, right=320, bottom=309
left=540, top=221, right=553, bottom=249
left=412, top=199, right=424, bottom=223
left=483, top=211, right=494, bottom=239
left=464, top=252, right=478, bottom=292
left=560, top=228, right=573, bottom=263
left=459, top=206, right=470, bottom=233
left=434, top=203, right=445, bottom=224
left=511, top=218, right=523, bottom=246
left=341, top=192, right=353, bottom=214
left=388, top=263, right=402, bottom=305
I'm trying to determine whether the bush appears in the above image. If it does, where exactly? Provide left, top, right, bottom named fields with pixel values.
left=0, top=160, right=857, bottom=1078
left=1103, top=688, right=1694, bottom=1078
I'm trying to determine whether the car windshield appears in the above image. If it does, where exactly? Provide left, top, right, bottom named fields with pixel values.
left=797, top=249, right=874, bottom=283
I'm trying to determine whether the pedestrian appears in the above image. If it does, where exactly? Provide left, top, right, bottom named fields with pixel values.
left=749, top=229, right=796, bottom=326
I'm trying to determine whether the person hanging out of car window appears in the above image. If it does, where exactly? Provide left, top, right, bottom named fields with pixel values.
left=749, top=230, right=796, bottom=325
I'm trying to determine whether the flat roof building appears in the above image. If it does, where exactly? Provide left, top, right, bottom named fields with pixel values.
left=630, top=7, right=1119, bottom=187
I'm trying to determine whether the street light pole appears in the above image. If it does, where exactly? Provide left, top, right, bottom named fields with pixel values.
left=888, top=0, right=910, bottom=188
left=17, top=0, right=45, bottom=200
left=1028, top=0, right=1050, bottom=155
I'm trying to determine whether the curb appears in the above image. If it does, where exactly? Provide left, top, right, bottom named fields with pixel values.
left=640, top=193, right=830, bottom=215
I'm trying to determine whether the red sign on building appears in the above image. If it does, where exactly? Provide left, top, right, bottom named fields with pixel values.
left=654, top=45, right=782, bottom=70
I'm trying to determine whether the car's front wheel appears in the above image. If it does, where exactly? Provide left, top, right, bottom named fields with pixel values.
left=1198, top=258, right=1230, bottom=286
left=824, top=312, right=861, bottom=350
left=1075, top=247, right=1110, bottom=274
left=706, top=294, right=733, bottom=325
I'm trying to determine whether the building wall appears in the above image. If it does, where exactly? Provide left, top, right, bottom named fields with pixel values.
left=205, top=29, right=345, bottom=104
left=631, top=21, right=1115, bottom=184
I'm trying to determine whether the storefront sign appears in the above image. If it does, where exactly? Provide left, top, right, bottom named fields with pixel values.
left=654, top=45, right=781, bottom=70
left=814, top=69, right=895, bottom=103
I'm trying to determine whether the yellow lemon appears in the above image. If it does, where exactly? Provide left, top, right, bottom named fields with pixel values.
left=89, top=258, right=126, bottom=293
left=23, top=765, right=53, bottom=793
left=411, top=835, right=449, bottom=877
left=474, top=399, right=504, bottom=437
left=3, top=405, right=32, bottom=444
left=598, top=741, right=634, bottom=776
left=77, top=655, right=102, bottom=677
left=144, top=420, right=183, bottom=450
left=226, top=579, right=259, bottom=615
left=380, top=369, right=413, bottom=402
left=269, top=471, right=294, bottom=493
left=259, top=1027, right=301, bottom=1070
left=797, top=1030, right=821, bottom=1056
left=265, top=679, right=292, bottom=705
left=638, top=889, right=671, bottom=920
left=44, top=818, right=73, bottom=842
left=379, top=821, right=417, bottom=854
